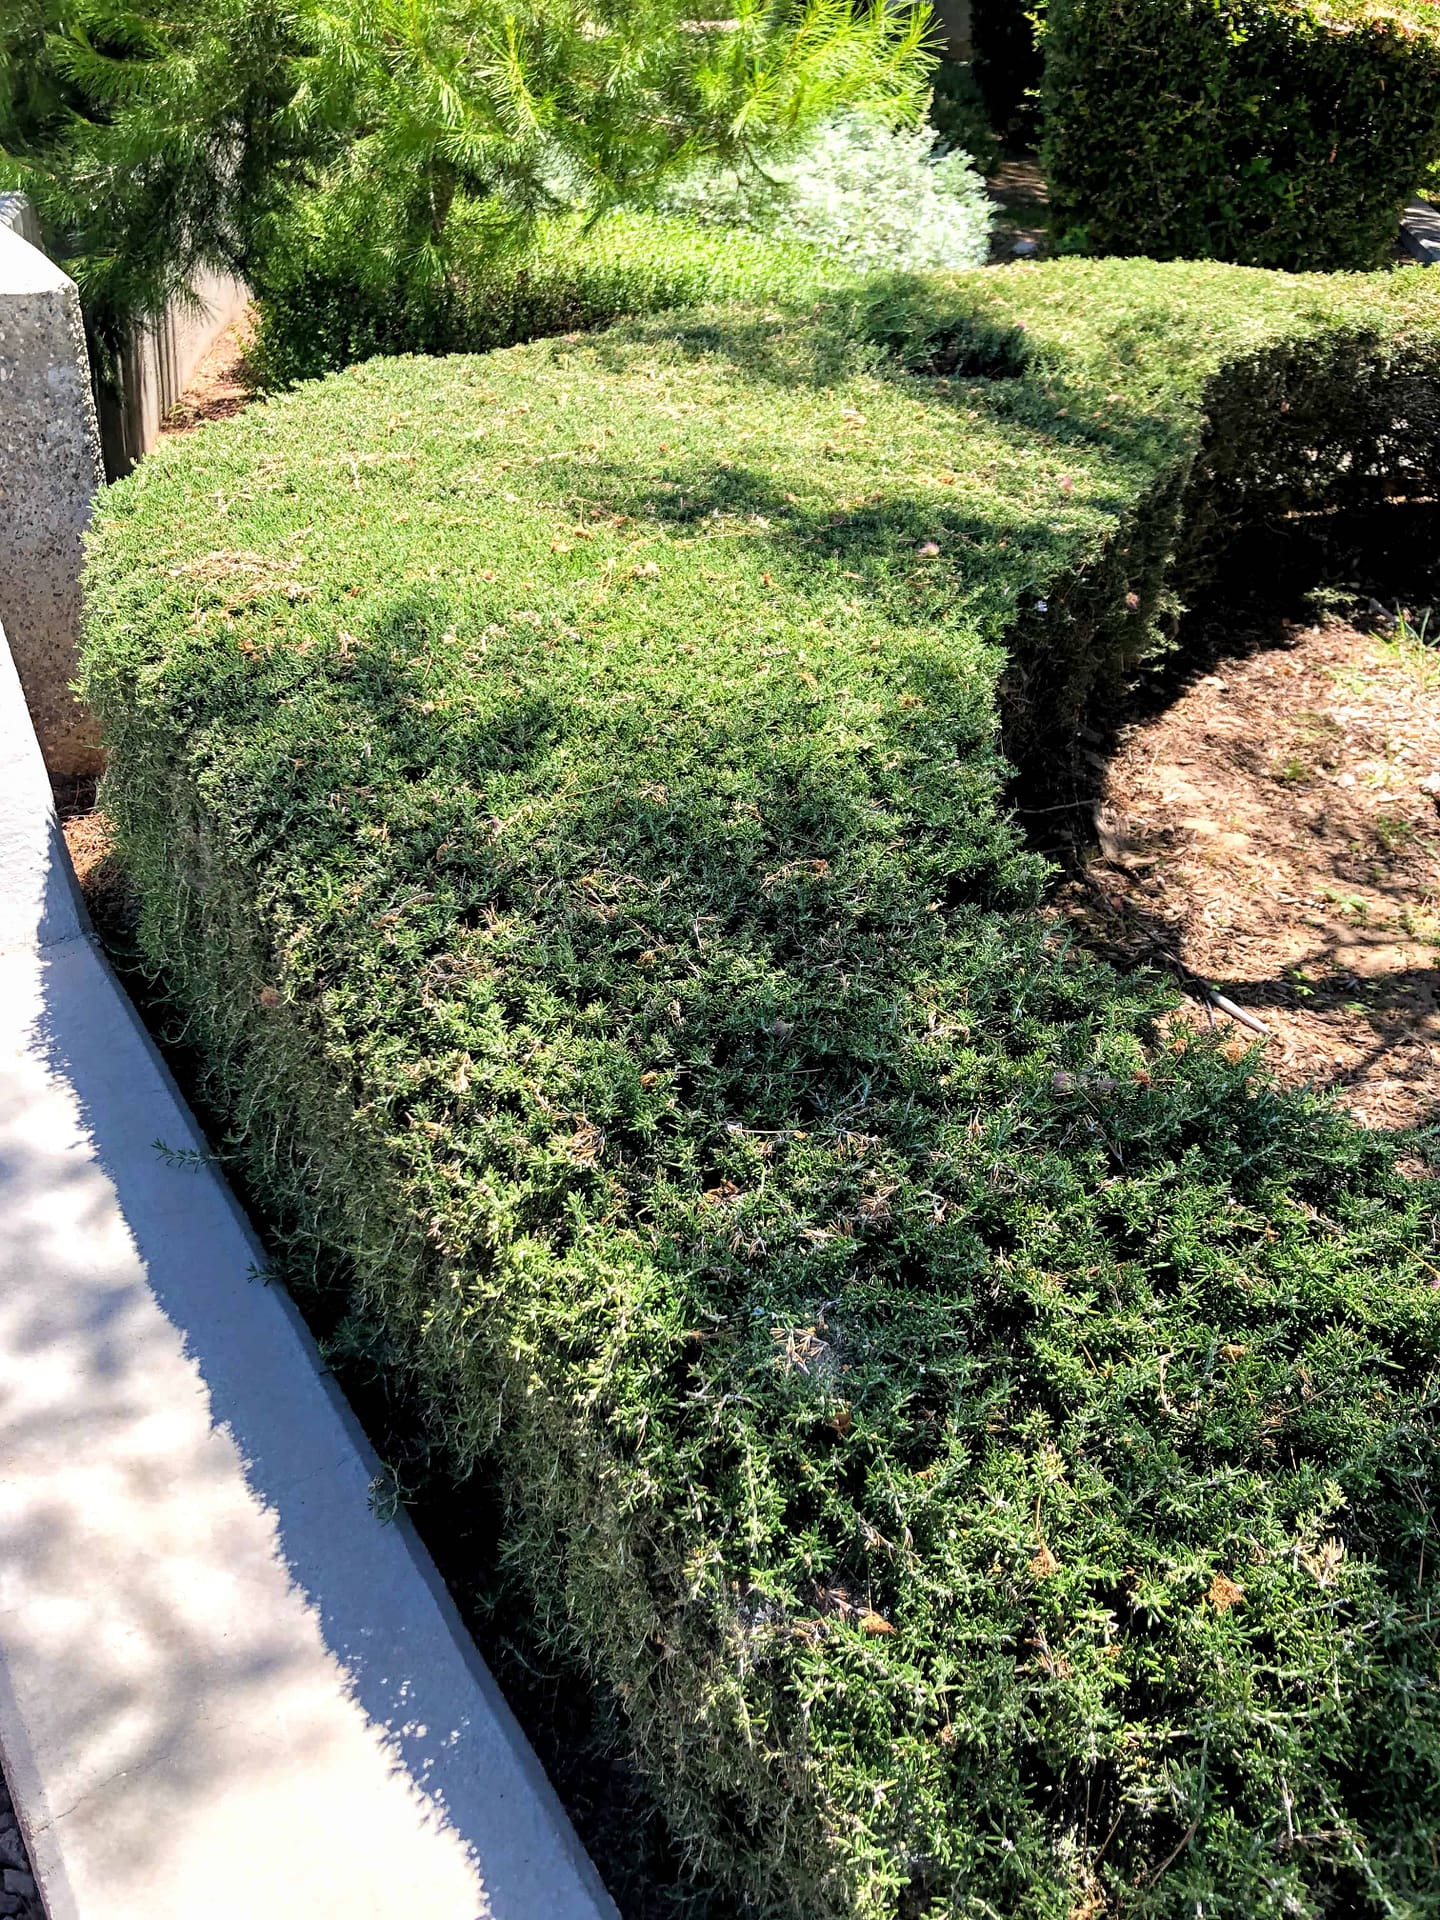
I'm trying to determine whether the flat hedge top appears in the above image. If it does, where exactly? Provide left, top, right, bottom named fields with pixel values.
left=91, top=254, right=1440, bottom=764
left=84, top=259, right=1440, bottom=1918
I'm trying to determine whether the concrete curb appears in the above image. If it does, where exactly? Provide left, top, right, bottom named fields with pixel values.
left=0, top=617, right=618, bottom=1917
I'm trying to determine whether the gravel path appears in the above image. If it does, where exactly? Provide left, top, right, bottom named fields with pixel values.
left=0, top=1772, right=40, bottom=1918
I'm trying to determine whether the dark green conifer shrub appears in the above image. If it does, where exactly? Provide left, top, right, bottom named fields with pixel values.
left=2, top=0, right=932, bottom=364
left=927, top=59, right=1002, bottom=176
left=1042, top=0, right=1440, bottom=269
left=971, top=0, right=1043, bottom=142
left=82, top=257, right=1440, bottom=1918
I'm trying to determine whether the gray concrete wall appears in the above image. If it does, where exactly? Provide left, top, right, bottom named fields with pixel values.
left=2, top=190, right=248, bottom=480
left=0, top=195, right=246, bottom=771
left=0, top=195, right=42, bottom=249
left=0, top=224, right=105, bottom=777
left=99, top=264, right=248, bottom=478
left=932, top=0, right=973, bottom=58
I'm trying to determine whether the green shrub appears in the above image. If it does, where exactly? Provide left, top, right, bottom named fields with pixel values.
left=83, top=257, right=1440, bottom=1918
left=249, top=205, right=829, bottom=389
left=252, top=114, right=997, bottom=394
left=3, top=0, right=932, bottom=364
left=1042, top=0, right=1440, bottom=270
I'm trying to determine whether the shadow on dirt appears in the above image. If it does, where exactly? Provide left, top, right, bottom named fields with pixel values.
left=1020, top=497, right=1440, bottom=1139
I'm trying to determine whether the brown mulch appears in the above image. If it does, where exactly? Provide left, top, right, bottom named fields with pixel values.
left=1050, top=619, right=1440, bottom=1131
left=159, top=308, right=259, bottom=435
left=52, top=779, right=131, bottom=949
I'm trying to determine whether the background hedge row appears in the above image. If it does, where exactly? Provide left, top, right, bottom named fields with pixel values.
left=83, top=258, right=1440, bottom=1916
left=1042, top=0, right=1440, bottom=270
left=249, top=206, right=828, bottom=390
left=250, top=108, right=995, bottom=393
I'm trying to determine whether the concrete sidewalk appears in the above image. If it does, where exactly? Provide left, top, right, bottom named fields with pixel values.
left=0, top=619, right=616, bottom=1918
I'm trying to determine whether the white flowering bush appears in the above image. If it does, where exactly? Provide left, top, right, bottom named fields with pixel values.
left=659, top=114, right=993, bottom=273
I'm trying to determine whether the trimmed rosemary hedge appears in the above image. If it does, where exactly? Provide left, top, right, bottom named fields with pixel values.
left=1042, top=0, right=1440, bottom=270
left=83, top=258, right=1440, bottom=1918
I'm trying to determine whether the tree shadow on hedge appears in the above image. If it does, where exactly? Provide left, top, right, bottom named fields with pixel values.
left=590, top=296, right=1186, bottom=475
left=579, top=300, right=1440, bottom=801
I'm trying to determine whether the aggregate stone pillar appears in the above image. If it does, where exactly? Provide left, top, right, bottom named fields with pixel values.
left=0, top=219, right=105, bottom=777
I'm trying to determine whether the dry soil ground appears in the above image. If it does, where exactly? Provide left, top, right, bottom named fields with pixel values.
left=1049, top=617, right=1440, bottom=1133
left=159, top=309, right=258, bottom=432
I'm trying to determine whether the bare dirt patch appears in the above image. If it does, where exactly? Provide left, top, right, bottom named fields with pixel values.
left=160, top=308, right=259, bottom=436
left=1050, top=619, right=1440, bottom=1130
left=986, top=152, right=1051, bottom=261
left=52, top=779, right=130, bottom=948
